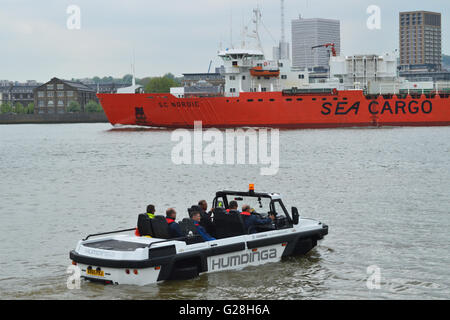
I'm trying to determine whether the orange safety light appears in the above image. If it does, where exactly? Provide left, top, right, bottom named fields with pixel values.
left=249, top=184, right=255, bottom=192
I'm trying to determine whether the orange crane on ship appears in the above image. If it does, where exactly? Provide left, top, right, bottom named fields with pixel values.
left=311, top=43, right=337, bottom=57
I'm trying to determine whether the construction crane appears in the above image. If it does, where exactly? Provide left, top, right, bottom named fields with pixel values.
left=311, top=43, right=337, bottom=57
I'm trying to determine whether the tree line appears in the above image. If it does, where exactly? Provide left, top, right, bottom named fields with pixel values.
left=0, top=100, right=103, bottom=114
left=0, top=102, right=34, bottom=114
left=74, top=73, right=182, bottom=94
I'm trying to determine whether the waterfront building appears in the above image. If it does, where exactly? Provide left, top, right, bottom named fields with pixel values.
left=291, top=16, right=341, bottom=70
left=399, top=11, right=442, bottom=71
left=33, top=77, right=97, bottom=114
left=0, top=81, right=41, bottom=107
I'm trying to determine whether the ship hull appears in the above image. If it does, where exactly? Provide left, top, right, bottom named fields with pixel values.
left=97, top=91, right=450, bottom=129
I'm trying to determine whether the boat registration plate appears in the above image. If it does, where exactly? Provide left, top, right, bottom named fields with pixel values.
left=86, top=269, right=104, bottom=277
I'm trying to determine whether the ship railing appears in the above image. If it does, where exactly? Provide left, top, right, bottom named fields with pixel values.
left=282, top=88, right=336, bottom=96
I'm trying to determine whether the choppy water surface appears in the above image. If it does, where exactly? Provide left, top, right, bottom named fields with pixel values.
left=0, top=123, right=449, bottom=299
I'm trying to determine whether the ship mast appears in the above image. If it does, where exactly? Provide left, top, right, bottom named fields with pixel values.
left=281, top=0, right=285, bottom=43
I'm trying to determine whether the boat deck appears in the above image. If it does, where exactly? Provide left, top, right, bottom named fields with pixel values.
left=84, top=239, right=148, bottom=251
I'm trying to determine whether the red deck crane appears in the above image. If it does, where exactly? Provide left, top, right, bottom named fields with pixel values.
left=311, top=43, right=337, bottom=57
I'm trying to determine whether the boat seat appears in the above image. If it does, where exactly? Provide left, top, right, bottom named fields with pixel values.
left=137, top=213, right=154, bottom=237
left=178, top=218, right=204, bottom=244
left=150, top=215, right=171, bottom=239
left=178, top=218, right=199, bottom=236
left=212, top=207, right=247, bottom=239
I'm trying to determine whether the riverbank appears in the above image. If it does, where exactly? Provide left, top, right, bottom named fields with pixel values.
left=0, top=113, right=108, bottom=124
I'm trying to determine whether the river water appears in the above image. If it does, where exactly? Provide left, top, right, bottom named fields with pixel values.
left=0, top=123, right=449, bottom=300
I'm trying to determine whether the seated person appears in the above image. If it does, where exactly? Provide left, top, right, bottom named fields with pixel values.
left=191, top=211, right=216, bottom=241
left=196, top=200, right=215, bottom=234
left=240, top=204, right=275, bottom=234
left=134, top=204, right=156, bottom=236
left=166, top=208, right=183, bottom=238
left=146, top=204, right=156, bottom=218
left=226, top=200, right=240, bottom=214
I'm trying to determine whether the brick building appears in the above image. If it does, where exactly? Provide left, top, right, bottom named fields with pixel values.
left=34, top=77, right=97, bottom=114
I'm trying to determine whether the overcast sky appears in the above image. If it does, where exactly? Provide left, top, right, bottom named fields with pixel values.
left=0, top=0, right=448, bottom=82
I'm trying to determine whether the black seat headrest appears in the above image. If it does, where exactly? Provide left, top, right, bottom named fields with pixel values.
left=178, top=218, right=199, bottom=236
left=150, top=215, right=170, bottom=239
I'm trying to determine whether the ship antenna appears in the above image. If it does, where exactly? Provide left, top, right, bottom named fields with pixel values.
left=229, top=3, right=234, bottom=49
left=281, top=0, right=285, bottom=43
left=132, top=47, right=136, bottom=87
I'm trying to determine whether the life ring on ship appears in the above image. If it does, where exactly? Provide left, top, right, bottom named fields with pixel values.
left=264, top=61, right=268, bottom=66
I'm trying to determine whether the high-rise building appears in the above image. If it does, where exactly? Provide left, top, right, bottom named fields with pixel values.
left=291, top=17, right=340, bottom=70
left=399, top=11, right=442, bottom=71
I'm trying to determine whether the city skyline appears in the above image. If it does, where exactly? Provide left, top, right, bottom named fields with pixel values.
left=0, top=0, right=449, bottom=82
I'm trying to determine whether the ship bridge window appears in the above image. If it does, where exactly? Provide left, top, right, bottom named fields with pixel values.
left=298, top=74, right=305, bottom=79
left=230, top=76, right=236, bottom=80
left=261, top=88, right=267, bottom=92
left=281, top=75, right=287, bottom=79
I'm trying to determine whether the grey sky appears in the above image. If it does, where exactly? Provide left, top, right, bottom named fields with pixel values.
left=0, top=0, right=448, bottom=82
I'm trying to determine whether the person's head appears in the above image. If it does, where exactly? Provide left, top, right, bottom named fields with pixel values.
left=166, top=208, right=176, bottom=219
left=229, top=201, right=238, bottom=210
left=198, top=200, right=207, bottom=211
left=191, top=211, right=201, bottom=222
left=147, top=204, right=155, bottom=214
left=242, top=204, right=251, bottom=213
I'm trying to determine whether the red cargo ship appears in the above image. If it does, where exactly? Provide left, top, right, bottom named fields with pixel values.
left=98, top=8, right=450, bottom=129
left=98, top=89, right=450, bottom=129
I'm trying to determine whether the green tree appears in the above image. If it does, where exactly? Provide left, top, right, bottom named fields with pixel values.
left=14, top=102, right=24, bottom=114
left=85, top=100, right=102, bottom=113
left=122, top=74, right=133, bottom=84
left=1, top=102, right=13, bottom=114
left=26, top=102, right=34, bottom=114
left=67, top=100, right=81, bottom=113
left=144, top=75, right=180, bottom=93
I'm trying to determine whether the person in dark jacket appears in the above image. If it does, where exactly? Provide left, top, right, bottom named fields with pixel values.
left=227, top=200, right=240, bottom=214
left=166, top=208, right=183, bottom=238
left=240, top=204, right=275, bottom=234
left=196, top=200, right=215, bottom=235
left=191, top=211, right=216, bottom=241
